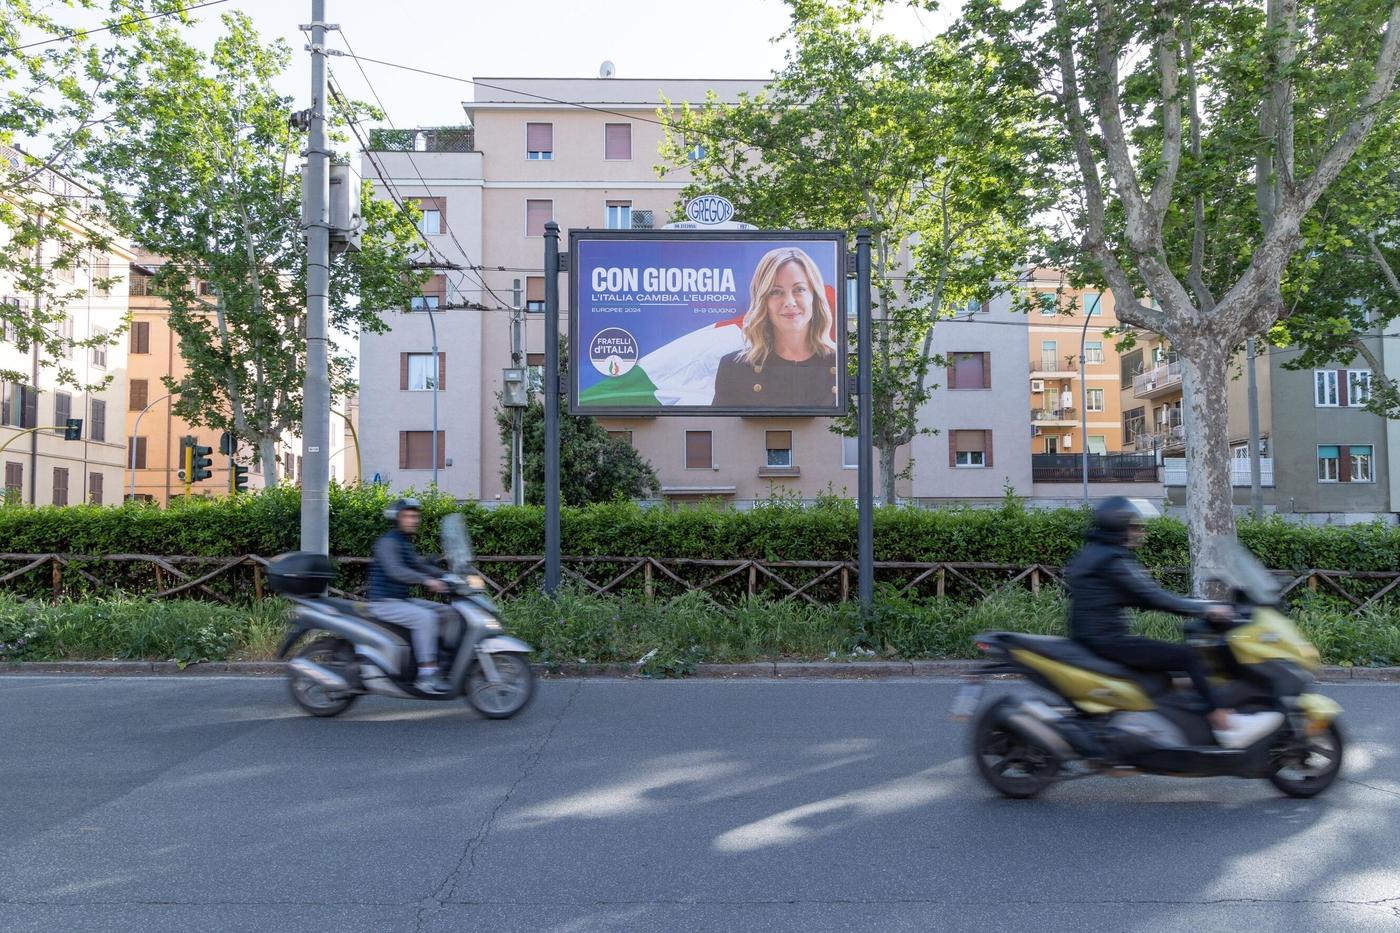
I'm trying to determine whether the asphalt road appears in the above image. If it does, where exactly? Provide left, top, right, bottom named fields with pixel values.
left=2, top=676, right=1399, bottom=933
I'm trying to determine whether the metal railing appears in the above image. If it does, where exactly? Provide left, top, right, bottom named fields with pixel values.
left=1133, top=360, right=1184, bottom=396
left=1163, top=458, right=1274, bottom=487
left=367, top=127, right=475, bottom=152
left=1031, top=453, right=1159, bottom=484
left=1031, top=408, right=1077, bottom=422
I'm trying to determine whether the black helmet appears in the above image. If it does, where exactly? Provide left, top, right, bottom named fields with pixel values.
left=384, top=497, right=423, bottom=521
left=1092, top=496, right=1159, bottom=543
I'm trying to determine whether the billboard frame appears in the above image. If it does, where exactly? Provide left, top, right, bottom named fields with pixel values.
left=567, top=228, right=850, bottom=418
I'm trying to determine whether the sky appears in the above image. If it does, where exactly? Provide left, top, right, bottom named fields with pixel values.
left=175, top=0, right=956, bottom=130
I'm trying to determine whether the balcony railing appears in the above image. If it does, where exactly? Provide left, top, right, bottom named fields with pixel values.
left=1164, top=458, right=1274, bottom=487
left=1031, top=408, right=1077, bottom=425
left=1031, top=354, right=1077, bottom=374
left=1131, top=423, right=1185, bottom=451
left=367, top=126, right=475, bottom=152
left=1032, top=453, right=1160, bottom=484
left=1132, top=360, right=1184, bottom=398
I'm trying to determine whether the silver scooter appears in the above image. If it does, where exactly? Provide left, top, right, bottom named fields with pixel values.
left=272, top=514, right=535, bottom=719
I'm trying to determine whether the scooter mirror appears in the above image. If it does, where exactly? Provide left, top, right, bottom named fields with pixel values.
left=441, top=513, right=473, bottom=572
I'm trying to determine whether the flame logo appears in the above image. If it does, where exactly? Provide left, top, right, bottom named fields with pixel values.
left=609, top=359, right=621, bottom=376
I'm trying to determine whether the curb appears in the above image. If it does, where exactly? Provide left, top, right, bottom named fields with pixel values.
left=3, top=659, right=1398, bottom=682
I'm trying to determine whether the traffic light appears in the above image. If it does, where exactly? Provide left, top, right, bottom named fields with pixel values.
left=190, top=442, right=214, bottom=482
left=63, top=418, right=82, bottom=441
left=179, top=435, right=193, bottom=482
left=230, top=462, right=249, bottom=494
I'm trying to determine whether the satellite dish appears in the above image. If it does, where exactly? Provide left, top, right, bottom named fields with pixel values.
left=599, top=60, right=616, bottom=79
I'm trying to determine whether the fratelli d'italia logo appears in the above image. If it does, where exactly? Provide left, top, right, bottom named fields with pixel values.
left=589, top=327, right=639, bottom=377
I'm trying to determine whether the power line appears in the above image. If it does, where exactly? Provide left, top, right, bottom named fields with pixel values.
left=0, top=0, right=232, bottom=56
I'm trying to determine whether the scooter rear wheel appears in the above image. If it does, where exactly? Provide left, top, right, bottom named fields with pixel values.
left=288, top=637, right=359, bottom=718
left=466, top=652, right=535, bottom=719
left=1269, top=722, right=1343, bottom=798
left=973, top=700, right=1060, bottom=799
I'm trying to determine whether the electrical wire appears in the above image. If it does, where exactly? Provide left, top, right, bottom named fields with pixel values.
left=0, top=0, right=231, bottom=56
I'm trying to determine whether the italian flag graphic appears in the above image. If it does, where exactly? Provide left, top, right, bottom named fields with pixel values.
left=579, top=315, right=747, bottom=407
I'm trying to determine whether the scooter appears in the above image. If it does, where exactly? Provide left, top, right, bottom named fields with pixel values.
left=269, top=514, right=535, bottom=719
left=953, top=539, right=1343, bottom=798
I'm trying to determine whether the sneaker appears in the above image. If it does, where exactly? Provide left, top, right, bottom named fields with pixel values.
left=1214, top=711, right=1285, bottom=749
left=415, top=669, right=450, bottom=695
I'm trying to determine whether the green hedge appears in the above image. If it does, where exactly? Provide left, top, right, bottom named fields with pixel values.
left=0, top=485, right=1397, bottom=572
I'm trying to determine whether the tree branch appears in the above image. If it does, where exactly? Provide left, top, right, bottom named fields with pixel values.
left=1147, top=9, right=1182, bottom=224
left=1183, top=18, right=1215, bottom=310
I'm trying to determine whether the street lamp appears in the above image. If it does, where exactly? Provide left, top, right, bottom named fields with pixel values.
left=129, top=393, right=172, bottom=500
left=426, top=303, right=439, bottom=490
left=1078, top=307, right=1094, bottom=507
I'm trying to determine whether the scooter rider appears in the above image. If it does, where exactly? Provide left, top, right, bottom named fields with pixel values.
left=1065, top=497, right=1281, bottom=748
left=368, top=498, right=450, bottom=694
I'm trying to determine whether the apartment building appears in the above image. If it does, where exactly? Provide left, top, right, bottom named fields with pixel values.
left=360, top=77, right=894, bottom=504
left=123, top=255, right=332, bottom=504
left=0, top=149, right=133, bottom=506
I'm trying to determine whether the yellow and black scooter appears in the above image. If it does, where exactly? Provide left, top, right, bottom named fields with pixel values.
left=953, top=541, right=1343, bottom=799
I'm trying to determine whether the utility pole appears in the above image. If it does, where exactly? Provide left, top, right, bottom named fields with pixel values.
left=1078, top=310, right=1094, bottom=506
left=1247, top=337, right=1263, bottom=518
left=301, top=0, right=333, bottom=555
left=856, top=231, right=874, bottom=614
left=510, top=286, right=524, bottom=507
left=427, top=305, right=439, bottom=489
left=543, top=222, right=561, bottom=593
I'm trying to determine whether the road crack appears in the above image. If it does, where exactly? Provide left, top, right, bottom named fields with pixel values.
left=413, top=679, right=583, bottom=932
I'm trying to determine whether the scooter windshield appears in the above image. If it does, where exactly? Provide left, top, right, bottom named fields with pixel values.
left=1214, top=538, right=1281, bottom=605
left=441, top=513, right=474, bottom=573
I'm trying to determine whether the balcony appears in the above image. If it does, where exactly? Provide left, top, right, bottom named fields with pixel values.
left=1031, top=408, right=1078, bottom=427
left=367, top=126, right=475, bottom=152
left=1133, top=360, right=1184, bottom=399
left=1030, top=355, right=1078, bottom=378
left=1032, top=453, right=1160, bottom=484
left=1131, top=423, right=1186, bottom=452
left=1164, top=458, right=1274, bottom=487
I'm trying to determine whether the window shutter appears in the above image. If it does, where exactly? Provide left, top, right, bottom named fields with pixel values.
left=982, top=352, right=992, bottom=389
left=89, top=471, right=103, bottom=505
left=1337, top=369, right=1349, bottom=406
left=605, top=123, right=632, bottom=160
left=437, top=352, right=446, bottom=390
left=946, top=360, right=957, bottom=390
left=526, top=200, right=552, bottom=236
left=91, top=400, right=105, bottom=442
left=526, top=122, right=552, bottom=153
left=436, top=431, right=445, bottom=469
left=55, top=392, right=70, bottom=426
left=130, top=379, right=148, bottom=412
left=400, top=353, right=409, bottom=390
left=1339, top=445, right=1352, bottom=483
left=22, top=386, right=36, bottom=428
left=686, top=431, right=712, bottom=468
left=765, top=430, right=791, bottom=450
left=399, top=431, right=409, bottom=469
left=948, top=431, right=957, bottom=467
left=130, top=321, right=149, bottom=354
left=984, top=430, right=994, bottom=468
left=526, top=276, right=545, bottom=302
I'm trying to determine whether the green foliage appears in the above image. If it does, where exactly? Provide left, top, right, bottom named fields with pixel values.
left=0, top=489, right=1398, bottom=577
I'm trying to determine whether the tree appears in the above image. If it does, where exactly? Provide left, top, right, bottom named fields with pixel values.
left=659, top=0, right=1054, bottom=503
left=0, top=1, right=192, bottom=388
left=495, top=392, right=661, bottom=507
left=88, top=14, right=423, bottom=484
left=962, top=0, right=1400, bottom=591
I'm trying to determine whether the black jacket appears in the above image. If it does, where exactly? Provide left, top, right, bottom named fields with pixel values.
left=711, top=351, right=838, bottom=408
left=367, top=529, right=440, bottom=600
left=1064, top=530, right=1210, bottom=645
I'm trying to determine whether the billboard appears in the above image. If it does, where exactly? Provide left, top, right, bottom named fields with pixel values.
left=569, top=230, right=848, bottom=416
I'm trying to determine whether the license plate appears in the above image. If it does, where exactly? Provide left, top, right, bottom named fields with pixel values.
left=949, top=681, right=983, bottom=721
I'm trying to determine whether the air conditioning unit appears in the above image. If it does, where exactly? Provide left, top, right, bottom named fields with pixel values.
left=1062, top=434, right=1073, bottom=449
left=1031, top=379, right=1045, bottom=393
left=1145, top=380, right=1157, bottom=390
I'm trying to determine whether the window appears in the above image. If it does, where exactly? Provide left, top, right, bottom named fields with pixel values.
left=525, top=277, right=545, bottom=312
left=765, top=430, right=792, bottom=468
left=128, top=436, right=148, bottom=470
left=90, top=399, right=106, bottom=442
left=608, top=430, right=632, bottom=446
left=416, top=201, right=442, bottom=236
left=56, top=257, right=75, bottom=283
left=1123, top=406, right=1145, bottom=443
left=1320, top=444, right=1376, bottom=483
left=410, top=274, right=445, bottom=311
left=1314, top=370, right=1339, bottom=407
left=1349, top=370, right=1373, bottom=406
left=1317, top=445, right=1340, bottom=482
left=199, top=280, right=215, bottom=296
left=1085, top=341, right=1104, bottom=364
left=1120, top=349, right=1143, bottom=388
left=605, top=123, right=632, bottom=160
left=92, top=255, right=111, bottom=295
left=52, top=467, right=68, bottom=507
left=126, top=320, right=148, bottom=355
left=947, top=351, right=990, bottom=390
left=1084, top=292, right=1102, bottom=316
left=1350, top=445, right=1374, bottom=482
left=1, top=296, right=23, bottom=342
left=526, top=122, right=553, bottom=160
left=54, top=391, right=71, bottom=429
left=526, top=199, right=553, bottom=237
left=842, top=435, right=860, bottom=469
left=91, top=328, right=108, bottom=368
left=402, top=352, right=444, bottom=391
left=687, top=141, right=707, bottom=161
left=605, top=200, right=632, bottom=230
left=526, top=352, right=545, bottom=392
left=129, top=272, right=151, bottom=297
left=1037, top=291, right=1057, bottom=316
left=951, top=430, right=992, bottom=468
left=129, top=378, right=148, bottom=412
left=1233, top=444, right=1251, bottom=459
left=399, top=431, right=445, bottom=470
left=88, top=471, right=103, bottom=506
left=4, top=462, right=22, bottom=502
left=1086, top=388, right=1104, bottom=412
left=1088, top=436, right=1107, bottom=455
left=59, top=315, right=73, bottom=358
left=2, top=383, right=37, bottom=428
left=685, top=430, right=713, bottom=469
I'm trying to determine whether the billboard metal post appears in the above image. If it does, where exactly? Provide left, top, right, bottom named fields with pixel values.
left=856, top=230, right=874, bottom=614
left=544, top=221, right=562, bottom=594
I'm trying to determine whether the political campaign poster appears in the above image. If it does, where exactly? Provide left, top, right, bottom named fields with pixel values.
left=569, top=230, right=847, bottom=416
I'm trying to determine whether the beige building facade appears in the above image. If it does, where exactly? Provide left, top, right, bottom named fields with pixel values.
left=361, top=77, right=886, bottom=504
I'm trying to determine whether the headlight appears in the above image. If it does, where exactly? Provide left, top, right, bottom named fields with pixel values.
left=466, top=575, right=486, bottom=590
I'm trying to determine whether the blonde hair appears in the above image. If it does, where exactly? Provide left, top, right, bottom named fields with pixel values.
left=740, top=248, right=836, bottom=367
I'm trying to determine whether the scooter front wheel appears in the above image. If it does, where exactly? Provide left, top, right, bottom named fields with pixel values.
left=973, top=700, right=1060, bottom=799
left=1269, top=722, right=1343, bottom=798
left=467, top=652, right=535, bottom=719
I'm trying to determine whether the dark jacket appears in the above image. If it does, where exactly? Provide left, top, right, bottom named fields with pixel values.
left=712, top=350, right=838, bottom=408
left=1064, top=529, right=1210, bottom=646
left=367, top=529, right=440, bottom=600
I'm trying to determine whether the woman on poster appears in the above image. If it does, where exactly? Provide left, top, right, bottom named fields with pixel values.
left=711, top=247, right=839, bottom=408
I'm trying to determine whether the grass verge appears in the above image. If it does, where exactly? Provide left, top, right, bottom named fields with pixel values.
left=1, top=589, right=1397, bottom=673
